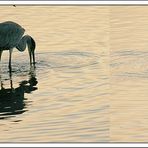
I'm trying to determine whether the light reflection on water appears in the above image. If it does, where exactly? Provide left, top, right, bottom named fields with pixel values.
left=0, top=50, right=109, bottom=142
left=1, top=6, right=148, bottom=142
left=0, top=65, right=38, bottom=120
left=0, top=6, right=109, bottom=142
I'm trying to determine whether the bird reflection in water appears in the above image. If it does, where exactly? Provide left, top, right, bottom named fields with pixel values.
left=0, top=65, right=38, bottom=119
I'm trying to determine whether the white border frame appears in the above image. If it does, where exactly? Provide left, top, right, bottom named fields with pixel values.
left=1, top=143, right=148, bottom=147
left=0, top=1, right=148, bottom=147
left=0, top=1, right=148, bottom=5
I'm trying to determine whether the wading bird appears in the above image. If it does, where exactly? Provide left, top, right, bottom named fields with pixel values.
left=0, top=21, right=36, bottom=70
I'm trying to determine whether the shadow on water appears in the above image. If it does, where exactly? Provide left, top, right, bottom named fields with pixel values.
left=0, top=65, right=38, bottom=120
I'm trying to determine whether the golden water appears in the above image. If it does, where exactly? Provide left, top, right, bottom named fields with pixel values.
left=0, top=6, right=109, bottom=142
left=0, top=6, right=148, bottom=142
left=111, top=6, right=148, bottom=142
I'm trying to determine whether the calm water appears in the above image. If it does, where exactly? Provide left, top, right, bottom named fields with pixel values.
left=1, top=6, right=148, bottom=143
left=0, top=6, right=109, bottom=142
left=111, top=6, right=148, bottom=142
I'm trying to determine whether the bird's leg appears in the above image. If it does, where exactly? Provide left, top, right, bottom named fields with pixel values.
left=0, top=73, right=2, bottom=90
left=9, top=48, right=13, bottom=71
left=0, top=50, right=3, bottom=61
left=0, top=50, right=3, bottom=73
left=9, top=71, right=13, bottom=90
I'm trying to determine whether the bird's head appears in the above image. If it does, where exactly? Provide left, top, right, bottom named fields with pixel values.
left=16, top=35, right=36, bottom=64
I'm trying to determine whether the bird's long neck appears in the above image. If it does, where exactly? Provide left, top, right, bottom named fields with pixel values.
left=16, top=35, right=31, bottom=52
left=16, top=35, right=36, bottom=64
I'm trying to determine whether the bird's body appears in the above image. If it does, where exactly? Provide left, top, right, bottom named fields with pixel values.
left=0, top=21, right=36, bottom=70
left=0, top=21, right=25, bottom=50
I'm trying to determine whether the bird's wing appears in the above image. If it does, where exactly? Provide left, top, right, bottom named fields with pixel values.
left=0, top=22, right=25, bottom=49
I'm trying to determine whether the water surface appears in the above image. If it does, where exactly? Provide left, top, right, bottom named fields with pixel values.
left=110, top=6, right=148, bottom=142
left=1, top=5, right=148, bottom=143
left=0, top=6, right=109, bottom=142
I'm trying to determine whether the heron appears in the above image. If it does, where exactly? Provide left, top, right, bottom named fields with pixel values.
left=0, top=21, right=36, bottom=70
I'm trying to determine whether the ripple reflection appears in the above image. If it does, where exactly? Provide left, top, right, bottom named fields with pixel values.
left=0, top=65, right=38, bottom=120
